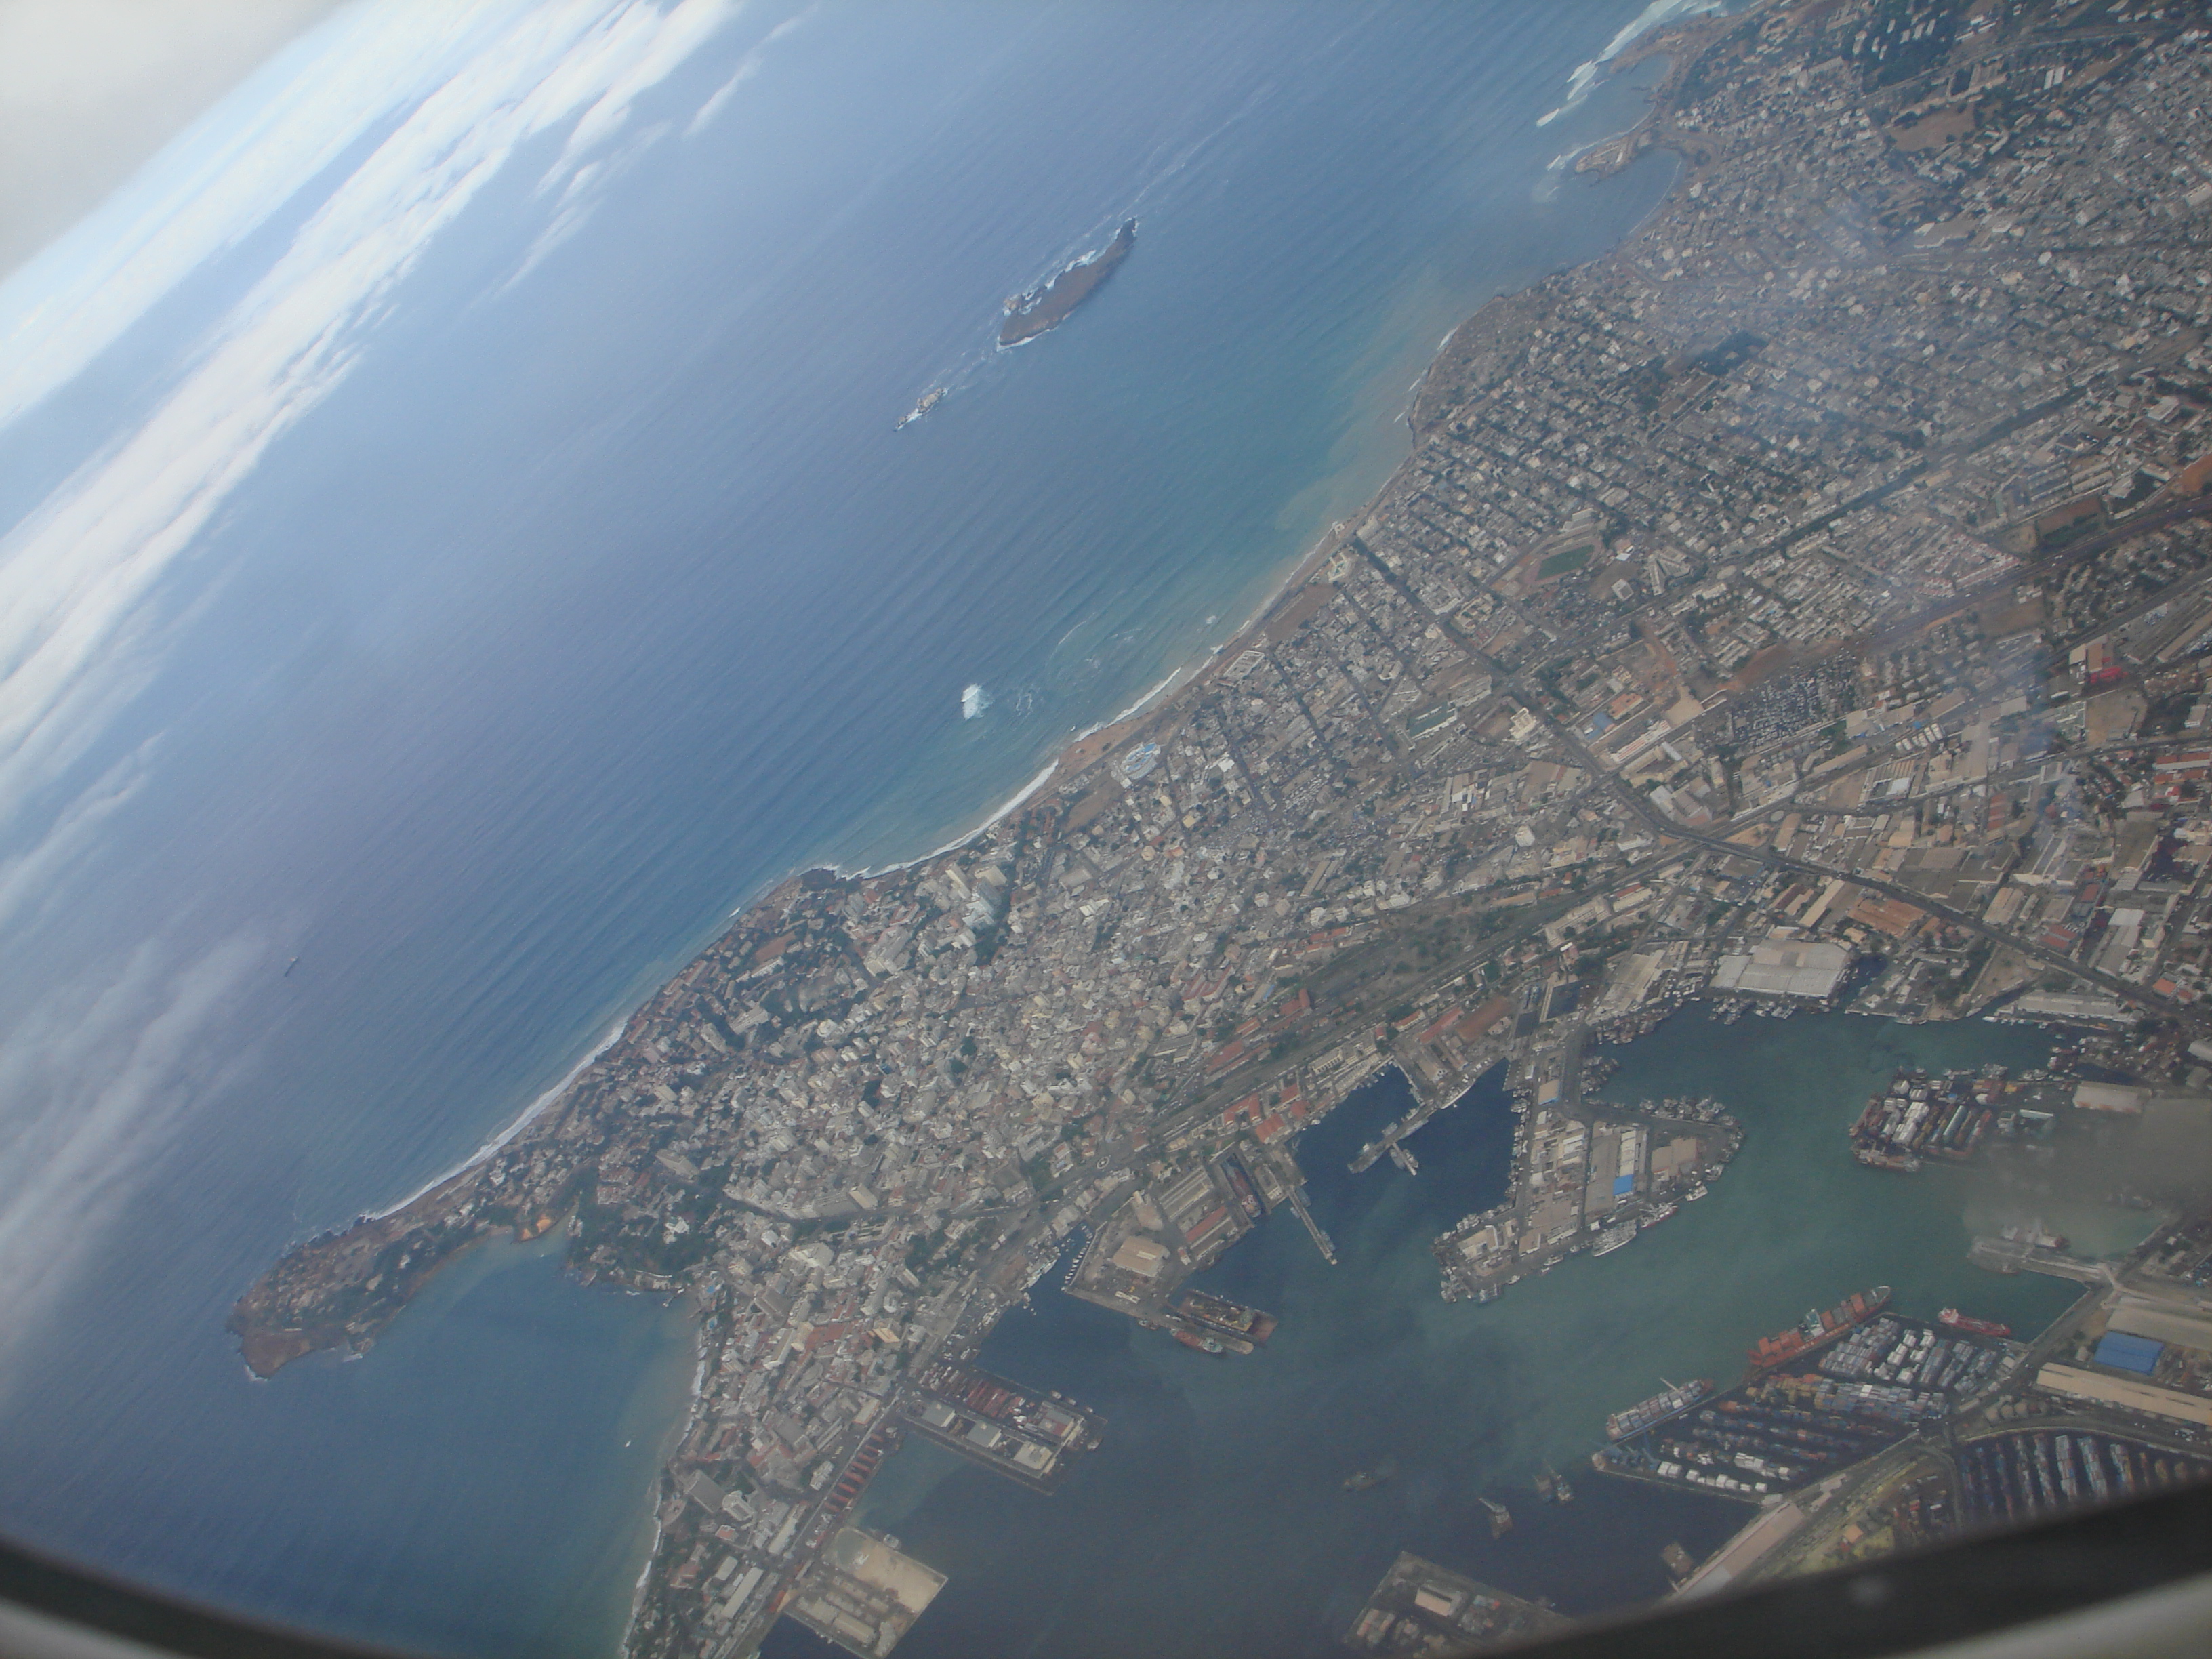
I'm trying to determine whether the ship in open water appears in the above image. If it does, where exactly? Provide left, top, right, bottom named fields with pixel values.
left=895, top=387, right=945, bottom=430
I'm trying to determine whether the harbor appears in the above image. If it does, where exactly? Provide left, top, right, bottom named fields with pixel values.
left=800, top=1010, right=2099, bottom=1659
left=893, top=1363, right=1105, bottom=1498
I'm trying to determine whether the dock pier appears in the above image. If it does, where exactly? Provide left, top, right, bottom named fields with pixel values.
left=1287, top=1185, right=1338, bottom=1266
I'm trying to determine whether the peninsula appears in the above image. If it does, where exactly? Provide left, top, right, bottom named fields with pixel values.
left=998, top=219, right=1134, bottom=346
left=232, top=4, right=2212, bottom=1655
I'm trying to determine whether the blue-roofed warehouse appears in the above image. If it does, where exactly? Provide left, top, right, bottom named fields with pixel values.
left=2094, top=1331, right=2165, bottom=1376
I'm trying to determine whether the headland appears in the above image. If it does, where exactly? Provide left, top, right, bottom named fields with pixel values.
left=231, top=4, right=2212, bottom=1654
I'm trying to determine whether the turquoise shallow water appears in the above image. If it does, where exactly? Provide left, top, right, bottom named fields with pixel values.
left=794, top=1008, right=2086, bottom=1659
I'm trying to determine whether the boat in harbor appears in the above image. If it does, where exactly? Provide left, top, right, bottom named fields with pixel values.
left=1747, top=1285, right=1891, bottom=1374
left=1605, top=1378, right=1713, bottom=1441
left=1173, top=1328, right=1229, bottom=1356
left=895, top=387, right=945, bottom=429
left=1590, top=1217, right=1639, bottom=1257
left=1480, top=1496, right=1513, bottom=1539
left=1937, top=1307, right=2013, bottom=1338
left=1855, top=1147, right=1922, bottom=1173
left=1343, top=1457, right=1398, bottom=1492
left=1172, top=1289, right=1277, bottom=1345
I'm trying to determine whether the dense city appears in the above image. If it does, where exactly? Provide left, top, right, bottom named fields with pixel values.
left=229, top=3, right=2212, bottom=1654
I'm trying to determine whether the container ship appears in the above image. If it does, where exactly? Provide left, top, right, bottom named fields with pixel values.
left=1746, top=1286, right=1891, bottom=1374
left=1938, top=1307, right=2012, bottom=1338
left=1605, top=1378, right=1714, bottom=1441
left=1172, top=1289, right=1278, bottom=1345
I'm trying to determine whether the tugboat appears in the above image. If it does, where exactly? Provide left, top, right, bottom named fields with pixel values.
left=1480, top=1496, right=1513, bottom=1539
left=1343, top=1457, right=1399, bottom=1492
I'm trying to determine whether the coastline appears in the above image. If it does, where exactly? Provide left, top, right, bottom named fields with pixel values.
left=250, top=0, right=1702, bottom=1342
left=329, top=2, right=1706, bottom=1271
left=203, top=3, right=2212, bottom=1654
left=366, top=1018, right=628, bottom=1223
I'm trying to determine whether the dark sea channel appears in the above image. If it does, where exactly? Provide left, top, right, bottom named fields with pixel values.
left=770, top=1006, right=2095, bottom=1659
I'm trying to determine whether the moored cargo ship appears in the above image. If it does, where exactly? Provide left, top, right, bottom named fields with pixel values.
left=1605, top=1378, right=1713, bottom=1441
left=1172, top=1288, right=1278, bottom=1345
left=1854, top=1147, right=1921, bottom=1173
left=1937, top=1307, right=2012, bottom=1338
left=1747, top=1286, right=1891, bottom=1374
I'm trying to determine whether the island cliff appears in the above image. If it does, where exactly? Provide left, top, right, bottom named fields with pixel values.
left=998, top=219, right=1135, bottom=346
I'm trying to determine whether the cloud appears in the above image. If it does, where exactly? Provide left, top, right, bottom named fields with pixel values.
left=0, top=0, right=748, bottom=840
left=687, top=9, right=810, bottom=137
left=0, top=2, right=755, bottom=1368
left=0, top=0, right=346, bottom=284
left=0, top=741, right=153, bottom=939
left=0, top=929, right=266, bottom=1400
left=0, top=3, right=527, bottom=438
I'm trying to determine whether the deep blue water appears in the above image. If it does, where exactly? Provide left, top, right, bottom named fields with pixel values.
left=0, top=3, right=1692, bottom=1654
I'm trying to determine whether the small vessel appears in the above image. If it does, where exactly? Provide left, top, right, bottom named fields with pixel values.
left=1747, top=1286, right=1892, bottom=1374
left=283, top=956, right=299, bottom=977
left=1343, top=1457, right=1399, bottom=1492
left=1937, top=1307, right=2013, bottom=1338
left=895, top=387, right=945, bottom=429
left=1591, top=1217, right=1639, bottom=1257
left=1174, top=1328, right=1226, bottom=1356
left=1480, top=1496, right=1513, bottom=1539
left=1856, top=1147, right=1923, bottom=1173
left=1172, top=1289, right=1277, bottom=1345
left=1534, top=1467, right=1556, bottom=1502
left=1554, top=1472, right=1574, bottom=1503
left=1605, top=1378, right=1713, bottom=1441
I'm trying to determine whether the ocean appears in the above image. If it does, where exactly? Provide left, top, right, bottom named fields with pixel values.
left=0, top=3, right=1740, bottom=1654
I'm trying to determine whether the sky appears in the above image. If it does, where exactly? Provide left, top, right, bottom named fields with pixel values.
left=0, top=0, right=346, bottom=281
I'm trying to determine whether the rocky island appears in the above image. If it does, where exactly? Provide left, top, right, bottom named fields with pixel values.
left=233, top=4, right=2212, bottom=1655
left=998, top=218, right=1135, bottom=346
